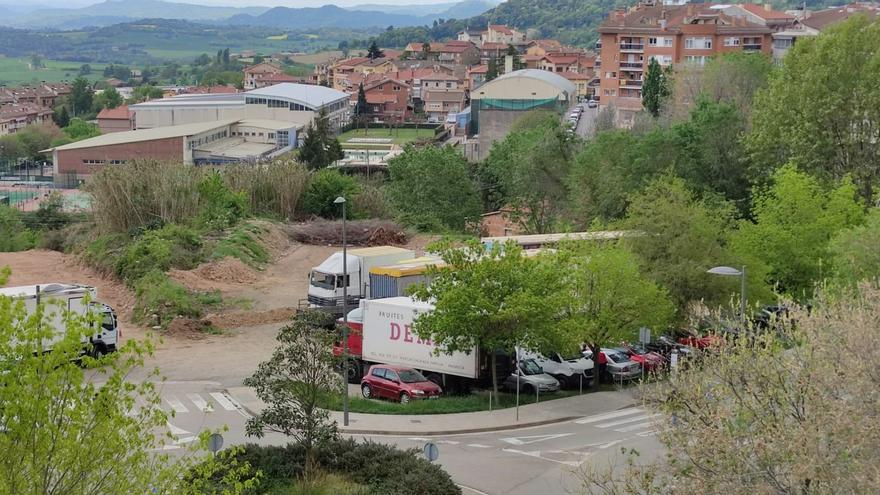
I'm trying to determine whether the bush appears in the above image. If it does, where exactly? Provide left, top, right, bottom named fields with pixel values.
left=116, top=224, right=204, bottom=282
left=350, top=179, right=392, bottom=219
left=302, top=170, right=359, bottom=219
left=198, top=172, right=248, bottom=229
left=0, top=205, right=37, bottom=252
left=227, top=440, right=460, bottom=495
left=211, top=222, right=270, bottom=268
left=133, top=269, right=220, bottom=326
left=22, top=192, right=71, bottom=231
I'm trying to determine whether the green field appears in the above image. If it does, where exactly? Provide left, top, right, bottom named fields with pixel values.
left=339, top=127, right=435, bottom=145
left=0, top=57, right=108, bottom=86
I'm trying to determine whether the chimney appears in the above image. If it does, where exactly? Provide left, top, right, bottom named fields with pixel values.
left=504, top=55, right=514, bottom=74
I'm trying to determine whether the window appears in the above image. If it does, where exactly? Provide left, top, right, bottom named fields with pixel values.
left=371, top=368, right=386, bottom=379
left=649, top=36, right=670, bottom=47
left=663, top=38, right=673, bottom=47
left=684, top=55, right=710, bottom=66
left=445, top=82, right=452, bottom=88
left=385, top=370, right=399, bottom=382
left=605, top=71, right=617, bottom=79
left=685, top=37, right=712, bottom=49
left=724, top=37, right=740, bottom=47
left=773, top=38, right=793, bottom=49
left=393, top=85, right=400, bottom=91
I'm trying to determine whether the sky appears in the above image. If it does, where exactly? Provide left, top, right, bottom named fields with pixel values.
left=23, top=0, right=462, bottom=7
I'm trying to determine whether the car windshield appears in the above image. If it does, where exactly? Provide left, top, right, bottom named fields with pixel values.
left=629, top=343, right=648, bottom=354
left=562, top=353, right=583, bottom=361
left=310, top=271, right=335, bottom=290
left=605, top=352, right=629, bottom=364
left=520, top=359, right=544, bottom=375
left=398, top=369, right=428, bottom=383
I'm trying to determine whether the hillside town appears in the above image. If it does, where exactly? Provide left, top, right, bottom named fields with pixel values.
left=1, top=0, right=880, bottom=494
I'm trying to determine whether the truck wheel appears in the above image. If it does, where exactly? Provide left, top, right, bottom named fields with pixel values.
left=553, top=375, right=570, bottom=389
left=361, top=384, right=372, bottom=399
left=522, top=384, right=535, bottom=396
left=399, top=392, right=410, bottom=404
left=346, top=359, right=363, bottom=384
left=426, top=373, right=443, bottom=387
left=91, top=343, right=106, bottom=359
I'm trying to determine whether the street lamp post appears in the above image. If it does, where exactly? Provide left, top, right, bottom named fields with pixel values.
left=334, top=196, right=349, bottom=427
left=707, top=265, right=747, bottom=325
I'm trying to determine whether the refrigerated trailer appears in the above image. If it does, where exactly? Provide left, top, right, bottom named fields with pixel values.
left=0, top=283, right=119, bottom=356
left=368, top=256, right=444, bottom=299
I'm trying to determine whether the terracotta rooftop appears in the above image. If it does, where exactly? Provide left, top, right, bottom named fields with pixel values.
left=800, top=3, right=878, bottom=30
left=489, top=24, right=515, bottom=35
left=739, top=3, right=795, bottom=19
left=480, top=42, right=508, bottom=51
left=469, top=65, right=489, bottom=74
left=97, top=105, right=132, bottom=120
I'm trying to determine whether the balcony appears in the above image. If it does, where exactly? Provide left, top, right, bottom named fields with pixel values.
left=619, top=62, right=643, bottom=70
left=743, top=44, right=762, bottom=51
left=619, top=79, right=643, bottom=88
left=620, top=43, right=644, bottom=52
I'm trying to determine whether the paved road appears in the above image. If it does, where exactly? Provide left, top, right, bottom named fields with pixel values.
left=576, top=105, right=599, bottom=139
left=354, top=406, right=663, bottom=495
left=145, top=380, right=662, bottom=494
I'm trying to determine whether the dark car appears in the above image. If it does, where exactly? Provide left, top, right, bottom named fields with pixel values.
left=361, top=364, right=442, bottom=404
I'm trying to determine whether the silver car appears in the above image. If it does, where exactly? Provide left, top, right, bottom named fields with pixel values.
left=503, top=358, right=560, bottom=393
left=601, top=348, right=642, bottom=381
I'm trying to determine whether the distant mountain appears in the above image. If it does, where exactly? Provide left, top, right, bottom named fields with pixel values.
left=348, top=0, right=500, bottom=17
left=3, top=0, right=270, bottom=29
left=225, top=1, right=496, bottom=30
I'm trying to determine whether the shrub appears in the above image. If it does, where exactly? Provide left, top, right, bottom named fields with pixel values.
left=350, top=179, right=392, bottom=219
left=198, top=172, right=248, bottom=229
left=211, top=222, right=270, bottom=268
left=302, top=170, right=359, bottom=219
left=228, top=440, right=460, bottom=495
left=133, top=269, right=220, bottom=326
left=0, top=205, right=37, bottom=252
left=115, top=224, right=204, bottom=282
left=82, top=233, right=130, bottom=276
left=22, top=192, right=71, bottom=231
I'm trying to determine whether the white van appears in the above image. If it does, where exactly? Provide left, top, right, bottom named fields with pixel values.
left=519, top=349, right=594, bottom=388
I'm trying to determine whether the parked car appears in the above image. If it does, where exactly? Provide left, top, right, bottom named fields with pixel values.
left=600, top=348, right=642, bottom=381
left=678, top=334, right=724, bottom=349
left=520, top=350, right=594, bottom=388
left=587, top=99, right=598, bottom=108
left=361, top=364, right=442, bottom=404
left=646, top=335, right=695, bottom=357
left=503, top=358, right=560, bottom=394
left=616, top=343, right=664, bottom=372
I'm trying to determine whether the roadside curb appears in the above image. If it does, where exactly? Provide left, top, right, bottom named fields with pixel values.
left=339, top=415, right=582, bottom=436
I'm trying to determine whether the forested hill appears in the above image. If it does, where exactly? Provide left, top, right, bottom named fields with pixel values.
left=366, top=0, right=635, bottom=48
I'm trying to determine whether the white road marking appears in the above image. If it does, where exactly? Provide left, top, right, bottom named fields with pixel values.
left=466, top=443, right=491, bottom=448
left=574, top=407, right=643, bottom=424
left=598, top=439, right=623, bottom=449
left=595, top=413, right=660, bottom=429
left=437, top=440, right=459, bottom=445
left=167, top=422, right=190, bottom=436
left=209, top=392, right=238, bottom=411
left=457, top=484, right=490, bottom=495
left=408, top=437, right=430, bottom=442
left=220, top=392, right=253, bottom=419
left=637, top=430, right=659, bottom=437
left=500, top=432, right=574, bottom=446
left=164, top=395, right=189, bottom=414
left=501, top=448, right=581, bottom=467
left=187, top=393, right=213, bottom=412
left=614, top=420, right=661, bottom=433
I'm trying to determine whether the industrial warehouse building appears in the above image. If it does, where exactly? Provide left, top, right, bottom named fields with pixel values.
left=467, top=69, right=576, bottom=160
left=45, top=83, right=350, bottom=185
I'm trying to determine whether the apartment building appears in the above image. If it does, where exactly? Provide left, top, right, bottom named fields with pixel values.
left=352, top=78, right=412, bottom=122
left=598, top=3, right=776, bottom=116
left=0, top=103, right=54, bottom=136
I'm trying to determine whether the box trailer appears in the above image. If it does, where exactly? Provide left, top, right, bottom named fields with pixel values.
left=306, top=246, right=415, bottom=314
left=0, top=283, right=119, bottom=356
left=368, top=256, right=444, bottom=299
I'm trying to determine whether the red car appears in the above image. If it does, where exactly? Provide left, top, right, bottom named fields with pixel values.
left=360, top=364, right=442, bottom=404
left=678, top=334, right=724, bottom=349
left=617, top=344, right=665, bottom=372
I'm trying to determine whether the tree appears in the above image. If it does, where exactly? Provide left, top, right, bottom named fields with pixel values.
left=298, top=107, right=344, bottom=170
left=243, top=310, right=342, bottom=477
left=386, top=145, right=482, bottom=232
left=355, top=82, right=368, bottom=117
left=0, top=283, right=258, bottom=493
left=411, top=240, right=570, bottom=395
left=338, top=40, right=350, bottom=57
left=422, top=41, right=431, bottom=60
left=70, top=76, right=93, bottom=117
left=367, top=40, right=384, bottom=59
left=223, top=47, right=230, bottom=66
left=579, top=289, right=880, bottom=494
left=78, top=63, right=91, bottom=75
left=0, top=135, right=20, bottom=161
left=486, top=56, right=499, bottom=81
left=732, top=165, right=864, bottom=298
left=506, top=43, right=523, bottom=70
left=747, top=16, right=880, bottom=203
left=63, top=118, right=101, bottom=141
left=194, top=53, right=212, bottom=66
left=482, top=111, right=574, bottom=233
left=622, top=175, right=770, bottom=315
left=558, top=242, right=674, bottom=362
left=302, top=169, right=360, bottom=219
left=53, top=105, right=70, bottom=128
left=29, top=54, right=44, bottom=70
left=16, top=124, right=63, bottom=161
left=129, top=85, right=164, bottom=104
left=95, top=86, right=123, bottom=111
left=829, top=208, right=880, bottom=287
left=642, top=58, right=670, bottom=117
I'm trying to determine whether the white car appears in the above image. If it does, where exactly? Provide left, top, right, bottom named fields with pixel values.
left=520, top=350, right=594, bottom=388
left=600, top=348, right=642, bottom=381
left=503, top=358, right=560, bottom=394
left=587, top=100, right=598, bottom=108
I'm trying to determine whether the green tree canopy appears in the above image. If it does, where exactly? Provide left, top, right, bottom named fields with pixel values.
left=411, top=240, right=571, bottom=394
left=367, top=40, right=385, bottom=59
left=642, top=58, right=670, bottom=117
left=94, top=86, right=123, bottom=111
left=747, top=15, right=880, bottom=203
left=732, top=165, right=864, bottom=298
left=298, top=108, right=344, bottom=170
left=302, top=169, right=360, bottom=219
left=829, top=208, right=880, bottom=287
left=69, top=76, right=93, bottom=116
left=386, top=145, right=481, bottom=232
left=62, top=118, right=101, bottom=141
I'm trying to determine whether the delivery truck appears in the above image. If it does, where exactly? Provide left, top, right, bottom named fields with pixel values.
left=0, top=283, right=119, bottom=356
left=306, top=246, right=415, bottom=314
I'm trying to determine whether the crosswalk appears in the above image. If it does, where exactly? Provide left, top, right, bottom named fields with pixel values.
left=574, top=407, right=660, bottom=436
left=161, top=391, right=251, bottom=418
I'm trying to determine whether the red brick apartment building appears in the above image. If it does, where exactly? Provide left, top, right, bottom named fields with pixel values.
left=598, top=2, right=776, bottom=117
left=351, top=78, right=412, bottom=122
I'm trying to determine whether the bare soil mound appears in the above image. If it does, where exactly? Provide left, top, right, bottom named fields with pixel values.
left=288, top=219, right=408, bottom=246
left=205, top=307, right=297, bottom=330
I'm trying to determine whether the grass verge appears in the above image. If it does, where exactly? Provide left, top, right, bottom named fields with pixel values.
left=323, top=389, right=586, bottom=415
